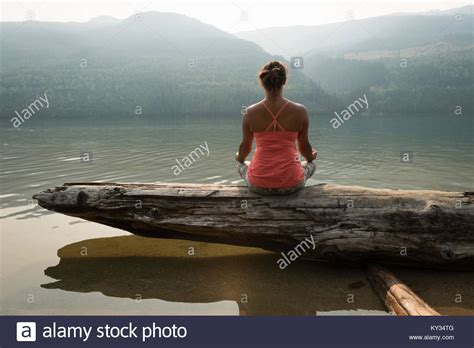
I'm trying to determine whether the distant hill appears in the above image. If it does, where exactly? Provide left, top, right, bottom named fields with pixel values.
left=0, top=12, right=338, bottom=125
left=236, top=5, right=473, bottom=115
left=393, top=4, right=472, bottom=16
left=235, top=5, right=473, bottom=57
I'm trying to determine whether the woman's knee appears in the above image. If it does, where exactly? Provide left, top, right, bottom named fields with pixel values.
left=237, top=162, right=249, bottom=180
left=304, top=161, right=316, bottom=180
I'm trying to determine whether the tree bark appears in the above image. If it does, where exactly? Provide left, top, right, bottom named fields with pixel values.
left=367, top=264, right=440, bottom=315
left=33, top=182, right=474, bottom=270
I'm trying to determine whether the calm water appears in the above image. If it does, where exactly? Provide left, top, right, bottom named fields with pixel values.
left=1, top=116, right=473, bottom=315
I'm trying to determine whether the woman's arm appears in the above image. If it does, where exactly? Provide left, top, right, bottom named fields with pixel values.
left=235, top=113, right=254, bottom=163
left=297, top=106, right=317, bottom=162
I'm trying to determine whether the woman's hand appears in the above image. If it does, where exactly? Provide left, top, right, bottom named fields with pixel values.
left=235, top=152, right=244, bottom=164
left=310, top=148, right=317, bottom=161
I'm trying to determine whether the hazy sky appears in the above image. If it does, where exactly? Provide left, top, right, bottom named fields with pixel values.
left=1, top=1, right=470, bottom=32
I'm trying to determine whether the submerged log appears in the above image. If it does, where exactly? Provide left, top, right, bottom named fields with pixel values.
left=33, top=182, right=474, bottom=270
left=367, top=264, right=440, bottom=315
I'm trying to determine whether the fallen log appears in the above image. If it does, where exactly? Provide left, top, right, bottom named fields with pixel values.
left=33, top=182, right=474, bottom=270
left=367, top=264, right=440, bottom=315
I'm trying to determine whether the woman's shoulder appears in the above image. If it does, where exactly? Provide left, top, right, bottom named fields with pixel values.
left=245, top=102, right=262, bottom=114
left=246, top=99, right=307, bottom=113
left=281, top=100, right=308, bottom=121
left=286, top=100, right=307, bottom=113
left=245, top=100, right=307, bottom=128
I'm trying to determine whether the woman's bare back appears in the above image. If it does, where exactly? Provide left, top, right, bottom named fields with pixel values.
left=246, top=99, right=305, bottom=133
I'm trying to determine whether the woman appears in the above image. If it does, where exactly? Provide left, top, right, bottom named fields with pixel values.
left=235, top=60, right=317, bottom=194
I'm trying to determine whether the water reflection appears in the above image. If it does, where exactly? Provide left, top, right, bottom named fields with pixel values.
left=42, top=236, right=387, bottom=316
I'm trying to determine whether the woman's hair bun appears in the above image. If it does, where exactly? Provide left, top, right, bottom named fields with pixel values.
left=258, top=61, right=287, bottom=91
left=269, top=67, right=280, bottom=78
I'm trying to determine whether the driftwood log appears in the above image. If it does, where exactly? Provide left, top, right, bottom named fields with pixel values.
left=33, top=182, right=474, bottom=270
left=367, top=264, right=440, bottom=315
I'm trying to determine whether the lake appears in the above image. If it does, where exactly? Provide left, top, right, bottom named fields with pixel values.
left=1, top=115, right=473, bottom=315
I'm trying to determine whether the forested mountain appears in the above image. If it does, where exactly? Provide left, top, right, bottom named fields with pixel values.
left=1, top=6, right=472, bottom=124
left=0, top=12, right=338, bottom=125
left=305, top=48, right=472, bottom=114
left=237, top=5, right=473, bottom=115
left=236, top=5, right=472, bottom=57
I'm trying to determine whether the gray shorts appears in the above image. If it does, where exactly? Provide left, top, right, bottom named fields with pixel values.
left=237, top=161, right=316, bottom=195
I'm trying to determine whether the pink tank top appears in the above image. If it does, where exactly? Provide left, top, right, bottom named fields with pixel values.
left=247, top=100, right=304, bottom=188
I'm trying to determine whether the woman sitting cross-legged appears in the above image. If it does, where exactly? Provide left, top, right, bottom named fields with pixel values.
left=236, top=60, right=317, bottom=195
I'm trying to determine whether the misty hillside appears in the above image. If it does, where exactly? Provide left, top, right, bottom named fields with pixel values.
left=236, top=5, right=473, bottom=57
left=236, top=5, right=473, bottom=115
left=0, top=12, right=338, bottom=124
